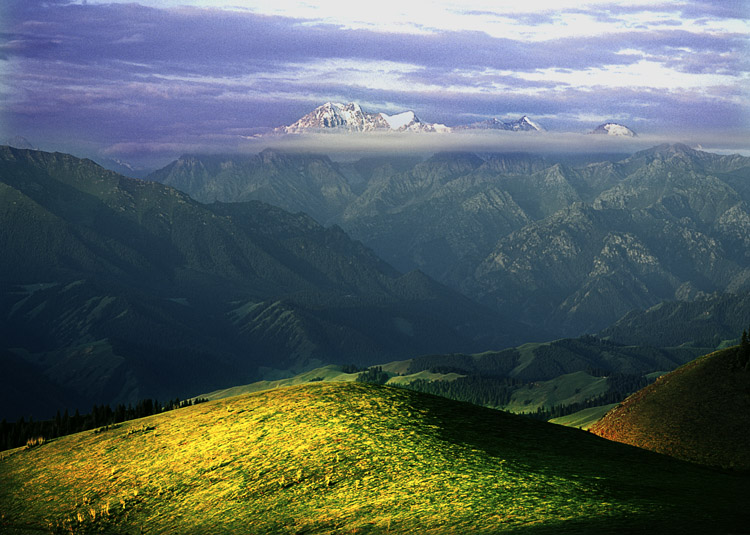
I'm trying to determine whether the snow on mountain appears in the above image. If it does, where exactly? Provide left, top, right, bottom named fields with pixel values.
left=275, top=102, right=390, bottom=134
left=273, top=102, right=456, bottom=134
left=454, top=116, right=545, bottom=132
left=590, top=123, right=637, bottom=137
left=380, top=111, right=417, bottom=130
left=505, top=116, right=545, bottom=132
left=270, top=102, right=545, bottom=135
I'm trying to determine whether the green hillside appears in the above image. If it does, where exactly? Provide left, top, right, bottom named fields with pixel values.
left=549, top=404, right=618, bottom=431
left=591, top=346, right=750, bottom=469
left=2, top=383, right=747, bottom=534
left=193, top=336, right=704, bottom=424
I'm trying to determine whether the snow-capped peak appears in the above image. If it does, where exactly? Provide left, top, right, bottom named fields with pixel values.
left=454, top=116, right=545, bottom=132
left=269, top=102, right=546, bottom=136
left=517, top=116, right=545, bottom=132
left=590, top=122, right=637, bottom=137
left=275, top=102, right=389, bottom=134
left=380, top=111, right=418, bottom=130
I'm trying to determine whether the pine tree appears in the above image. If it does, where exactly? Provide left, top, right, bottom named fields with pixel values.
left=738, top=328, right=750, bottom=368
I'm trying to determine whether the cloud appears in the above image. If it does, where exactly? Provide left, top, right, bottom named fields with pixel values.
left=1, top=0, right=747, bottom=166
left=233, top=130, right=750, bottom=160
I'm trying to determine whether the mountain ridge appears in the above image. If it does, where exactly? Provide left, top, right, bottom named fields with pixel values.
left=147, top=144, right=750, bottom=338
left=268, top=101, right=543, bottom=135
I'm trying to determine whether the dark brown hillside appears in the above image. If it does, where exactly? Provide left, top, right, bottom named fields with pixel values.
left=591, top=347, right=750, bottom=469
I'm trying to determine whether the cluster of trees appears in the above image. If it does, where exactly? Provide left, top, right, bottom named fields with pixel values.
left=0, top=396, right=208, bottom=452
left=401, top=376, right=524, bottom=408
left=355, top=366, right=389, bottom=385
left=525, top=390, right=638, bottom=421
left=605, top=373, right=649, bottom=394
left=738, top=326, right=750, bottom=369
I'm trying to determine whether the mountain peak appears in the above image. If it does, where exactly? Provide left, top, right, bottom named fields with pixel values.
left=513, top=116, right=546, bottom=132
left=4, top=136, right=36, bottom=150
left=590, top=122, right=637, bottom=137
left=275, top=101, right=389, bottom=133
left=270, top=103, right=546, bottom=135
left=380, top=110, right=418, bottom=130
left=454, top=116, right=545, bottom=132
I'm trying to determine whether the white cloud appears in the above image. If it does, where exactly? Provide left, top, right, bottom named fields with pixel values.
left=78, top=0, right=749, bottom=40
left=234, top=128, right=750, bottom=157
left=519, top=61, right=744, bottom=93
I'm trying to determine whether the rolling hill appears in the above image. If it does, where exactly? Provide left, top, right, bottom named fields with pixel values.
left=1, top=383, right=748, bottom=534
left=591, top=346, right=750, bottom=470
left=192, top=335, right=704, bottom=426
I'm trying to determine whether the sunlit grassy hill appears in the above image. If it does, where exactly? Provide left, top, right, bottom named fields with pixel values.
left=2, top=383, right=748, bottom=534
left=591, top=346, right=750, bottom=470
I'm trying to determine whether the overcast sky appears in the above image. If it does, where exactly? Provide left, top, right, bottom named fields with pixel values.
left=1, top=0, right=748, bottom=166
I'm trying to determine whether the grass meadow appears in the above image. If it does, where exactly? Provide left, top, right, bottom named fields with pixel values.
left=1, top=382, right=748, bottom=534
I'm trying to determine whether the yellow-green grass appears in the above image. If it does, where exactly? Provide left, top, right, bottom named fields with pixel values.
left=1, top=383, right=748, bottom=534
left=196, top=364, right=467, bottom=402
left=196, top=365, right=359, bottom=400
left=549, top=404, right=618, bottom=430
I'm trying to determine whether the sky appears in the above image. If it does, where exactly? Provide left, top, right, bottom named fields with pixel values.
left=1, top=0, right=748, bottom=167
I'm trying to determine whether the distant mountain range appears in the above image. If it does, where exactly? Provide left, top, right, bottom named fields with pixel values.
left=269, top=101, right=552, bottom=134
left=267, top=101, right=640, bottom=136
left=5, top=142, right=750, bottom=421
left=150, top=143, right=750, bottom=337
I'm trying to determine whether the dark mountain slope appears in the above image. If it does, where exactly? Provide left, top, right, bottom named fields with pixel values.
left=148, top=149, right=355, bottom=224
left=405, top=335, right=702, bottom=382
left=472, top=145, right=750, bottom=335
left=591, top=346, right=750, bottom=469
left=0, top=146, right=518, bottom=418
left=599, top=291, right=750, bottom=348
left=148, top=145, right=750, bottom=340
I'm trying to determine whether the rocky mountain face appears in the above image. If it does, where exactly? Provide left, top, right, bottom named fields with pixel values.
left=147, top=149, right=356, bottom=224
left=455, top=116, right=545, bottom=132
left=149, top=143, right=750, bottom=338
left=274, top=102, right=391, bottom=133
left=470, top=144, right=750, bottom=333
left=0, top=146, right=522, bottom=419
left=268, top=101, right=538, bottom=134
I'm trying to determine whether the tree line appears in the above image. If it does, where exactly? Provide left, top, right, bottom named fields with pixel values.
left=738, top=325, right=750, bottom=369
left=0, top=396, right=208, bottom=452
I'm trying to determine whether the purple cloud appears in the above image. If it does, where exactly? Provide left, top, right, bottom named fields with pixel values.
left=1, top=0, right=747, bottom=166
